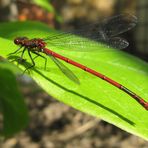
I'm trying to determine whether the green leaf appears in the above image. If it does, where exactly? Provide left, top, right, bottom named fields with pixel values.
left=0, top=59, right=29, bottom=136
left=0, top=21, right=148, bottom=140
left=32, top=0, right=62, bottom=22
left=32, top=0, right=54, bottom=12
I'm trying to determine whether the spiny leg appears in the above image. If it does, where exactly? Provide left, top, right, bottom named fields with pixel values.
left=8, top=46, right=23, bottom=55
left=23, top=49, right=35, bottom=73
left=18, top=47, right=26, bottom=65
left=9, top=47, right=26, bottom=66
left=32, top=51, right=47, bottom=70
left=8, top=46, right=24, bottom=63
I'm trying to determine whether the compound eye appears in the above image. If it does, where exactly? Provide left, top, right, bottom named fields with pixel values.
left=14, top=39, right=20, bottom=45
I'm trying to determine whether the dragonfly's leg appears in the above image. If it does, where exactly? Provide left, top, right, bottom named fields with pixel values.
left=8, top=46, right=23, bottom=55
left=32, top=51, right=47, bottom=70
left=8, top=46, right=26, bottom=64
left=23, top=50, right=35, bottom=73
left=18, top=47, right=26, bottom=64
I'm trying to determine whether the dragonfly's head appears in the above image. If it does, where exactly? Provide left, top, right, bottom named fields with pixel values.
left=14, top=37, right=28, bottom=45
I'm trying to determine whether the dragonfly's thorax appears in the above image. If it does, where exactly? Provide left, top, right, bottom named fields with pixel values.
left=14, top=37, right=46, bottom=52
left=29, top=38, right=46, bottom=52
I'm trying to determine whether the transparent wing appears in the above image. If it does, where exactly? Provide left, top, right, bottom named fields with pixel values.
left=99, top=14, right=137, bottom=38
left=49, top=55, right=80, bottom=84
left=47, top=35, right=129, bottom=51
left=44, top=14, right=137, bottom=50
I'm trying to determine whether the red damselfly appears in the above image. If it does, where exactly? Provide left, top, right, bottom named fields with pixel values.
left=9, top=14, right=148, bottom=110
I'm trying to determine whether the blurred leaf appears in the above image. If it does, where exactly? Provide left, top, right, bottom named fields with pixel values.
left=32, top=0, right=54, bottom=12
left=32, top=0, right=62, bottom=22
left=0, top=21, right=148, bottom=140
left=0, top=59, right=29, bottom=136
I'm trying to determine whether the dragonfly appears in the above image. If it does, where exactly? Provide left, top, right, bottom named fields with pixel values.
left=9, top=14, right=148, bottom=110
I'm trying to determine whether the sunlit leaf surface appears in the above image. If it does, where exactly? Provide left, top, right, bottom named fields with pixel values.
left=0, top=21, right=148, bottom=140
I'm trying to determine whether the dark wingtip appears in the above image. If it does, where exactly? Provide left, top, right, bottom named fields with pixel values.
left=122, top=13, right=138, bottom=28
